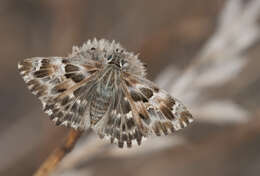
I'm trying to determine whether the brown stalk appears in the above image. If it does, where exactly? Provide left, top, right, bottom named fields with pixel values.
left=33, top=129, right=83, bottom=176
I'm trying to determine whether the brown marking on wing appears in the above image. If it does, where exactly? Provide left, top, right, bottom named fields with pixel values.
left=140, top=87, right=153, bottom=98
left=157, top=96, right=176, bottom=110
left=62, top=59, right=70, bottom=64
left=130, top=89, right=148, bottom=102
left=34, top=70, right=52, bottom=78
left=55, top=72, right=97, bottom=100
left=163, top=121, right=175, bottom=133
left=180, top=111, right=193, bottom=125
left=65, top=73, right=85, bottom=83
left=27, top=79, right=48, bottom=97
left=18, top=60, right=32, bottom=74
left=153, top=121, right=169, bottom=136
left=136, top=103, right=151, bottom=125
left=60, top=96, right=70, bottom=106
left=39, top=59, right=51, bottom=69
left=51, top=80, right=72, bottom=94
left=126, top=117, right=135, bottom=130
left=121, top=99, right=131, bottom=114
left=164, top=96, right=176, bottom=110
left=160, top=121, right=168, bottom=135
left=159, top=103, right=175, bottom=120
left=152, top=121, right=161, bottom=136
left=65, top=64, right=80, bottom=72
left=134, top=129, right=143, bottom=146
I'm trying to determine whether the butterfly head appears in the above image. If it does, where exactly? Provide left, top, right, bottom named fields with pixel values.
left=73, top=39, right=146, bottom=77
left=106, top=49, right=129, bottom=69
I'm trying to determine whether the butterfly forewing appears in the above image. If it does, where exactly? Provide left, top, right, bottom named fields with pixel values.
left=122, top=74, right=193, bottom=136
left=18, top=57, right=99, bottom=129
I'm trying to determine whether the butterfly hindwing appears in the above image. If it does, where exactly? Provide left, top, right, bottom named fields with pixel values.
left=92, top=86, right=145, bottom=148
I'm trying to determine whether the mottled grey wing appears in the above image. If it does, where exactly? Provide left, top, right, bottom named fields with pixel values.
left=125, top=74, right=193, bottom=131
left=119, top=74, right=194, bottom=145
left=18, top=57, right=100, bottom=130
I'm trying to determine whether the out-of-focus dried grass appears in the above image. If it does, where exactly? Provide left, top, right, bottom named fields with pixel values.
left=158, top=0, right=260, bottom=124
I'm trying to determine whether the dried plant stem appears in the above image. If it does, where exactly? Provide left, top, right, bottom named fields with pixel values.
left=33, top=129, right=83, bottom=176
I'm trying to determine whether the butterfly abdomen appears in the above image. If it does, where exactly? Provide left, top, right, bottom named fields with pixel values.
left=90, top=91, right=111, bottom=125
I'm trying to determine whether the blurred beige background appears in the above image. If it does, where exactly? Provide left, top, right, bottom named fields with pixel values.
left=1, top=0, right=260, bottom=176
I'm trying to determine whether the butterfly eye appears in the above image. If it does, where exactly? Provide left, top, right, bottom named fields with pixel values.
left=107, top=55, right=113, bottom=62
left=120, top=59, right=127, bottom=67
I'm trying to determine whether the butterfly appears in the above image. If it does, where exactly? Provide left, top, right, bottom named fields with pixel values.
left=18, top=39, right=193, bottom=148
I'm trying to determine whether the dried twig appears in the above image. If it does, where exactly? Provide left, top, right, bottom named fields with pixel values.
left=33, top=129, right=83, bottom=176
